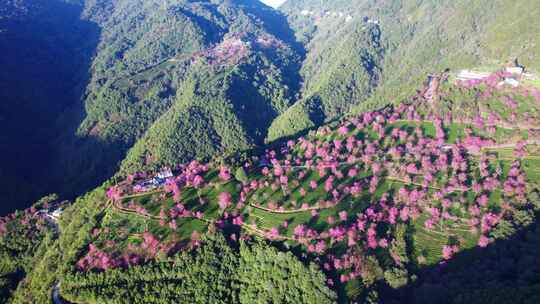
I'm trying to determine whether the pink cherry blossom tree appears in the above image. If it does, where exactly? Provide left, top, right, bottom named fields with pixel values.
left=218, top=192, right=232, bottom=210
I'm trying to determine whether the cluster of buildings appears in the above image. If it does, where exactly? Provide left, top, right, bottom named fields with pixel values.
left=302, top=10, right=382, bottom=25
left=455, top=70, right=491, bottom=81
left=36, top=200, right=66, bottom=223
left=132, top=168, right=174, bottom=193
left=456, top=65, right=533, bottom=88
left=194, top=34, right=250, bottom=66
left=300, top=9, right=355, bottom=23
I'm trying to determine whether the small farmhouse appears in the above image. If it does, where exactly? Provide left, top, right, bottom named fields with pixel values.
left=456, top=70, right=490, bottom=81
left=157, top=168, right=173, bottom=179
left=503, top=78, right=520, bottom=87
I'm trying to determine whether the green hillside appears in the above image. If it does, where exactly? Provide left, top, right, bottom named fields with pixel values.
left=118, top=32, right=301, bottom=174
left=269, top=0, right=540, bottom=139
left=4, top=73, right=540, bottom=303
left=1, top=3, right=540, bottom=301
left=267, top=21, right=383, bottom=141
left=0, top=0, right=304, bottom=212
left=3, top=0, right=540, bottom=215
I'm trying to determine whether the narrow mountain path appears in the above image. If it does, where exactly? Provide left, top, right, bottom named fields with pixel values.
left=395, top=118, right=540, bottom=131
left=52, top=282, right=73, bottom=304
left=111, top=199, right=214, bottom=225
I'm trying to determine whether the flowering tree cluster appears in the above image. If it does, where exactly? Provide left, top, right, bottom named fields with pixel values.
left=196, top=34, right=249, bottom=66
left=213, top=98, right=531, bottom=280
left=76, top=230, right=193, bottom=272
left=106, top=186, right=122, bottom=202
left=91, top=78, right=538, bottom=285
left=0, top=202, right=57, bottom=240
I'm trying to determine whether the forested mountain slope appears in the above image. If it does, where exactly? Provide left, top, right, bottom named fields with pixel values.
left=0, top=0, right=303, bottom=213
left=2, top=0, right=540, bottom=222
left=3, top=71, right=540, bottom=303
left=0, top=0, right=100, bottom=214
left=270, top=0, right=540, bottom=138
left=50, top=0, right=305, bottom=206
left=267, top=19, right=383, bottom=141
left=118, top=32, right=301, bottom=174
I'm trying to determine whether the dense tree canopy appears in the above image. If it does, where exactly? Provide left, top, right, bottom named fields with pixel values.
left=61, top=234, right=336, bottom=304
left=2, top=1, right=540, bottom=303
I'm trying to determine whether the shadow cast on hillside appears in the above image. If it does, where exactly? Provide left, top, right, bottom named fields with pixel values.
left=44, top=0, right=312, bottom=209
left=381, top=212, right=540, bottom=304
left=0, top=1, right=103, bottom=214
left=240, top=0, right=306, bottom=59
left=224, top=112, right=343, bottom=169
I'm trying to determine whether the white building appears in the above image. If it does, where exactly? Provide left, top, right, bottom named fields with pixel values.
left=456, top=70, right=490, bottom=81
left=503, top=78, right=520, bottom=87
left=51, top=209, right=63, bottom=219
left=506, top=66, right=524, bottom=75
left=157, top=168, right=173, bottom=179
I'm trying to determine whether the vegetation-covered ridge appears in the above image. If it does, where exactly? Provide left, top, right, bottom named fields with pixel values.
left=271, top=0, right=540, bottom=138
left=4, top=0, right=540, bottom=217
left=2, top=0, right=540, bottom=302
left=116, top=30, right=302, bottom=175
left=49, top=0, right=305, bottom=203
left=0, top=196, right=67, bottom=302
left=0, top=0, right=304, bottom=213
left=42, top=73, right=540, bottom=303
